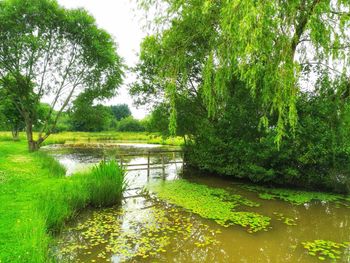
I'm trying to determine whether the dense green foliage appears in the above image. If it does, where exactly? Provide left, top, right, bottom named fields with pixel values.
left=6, top=0, right=350, bottom=261
left=116, top=116, right=145, bottom=132
left=186, top=82, right=350, bottom=192
left=0, top=93, right=54, bottom=138
left=0, top=0, right=123, bottom=151
left=70, top=99, right=115, bottom=132
left=0, top=88, right=24, bottom=139
left=142, top=98, right=202, bottom=137
left=0, top=140, right=125, bottom=262
left=110, top=104, right=132, bottom=121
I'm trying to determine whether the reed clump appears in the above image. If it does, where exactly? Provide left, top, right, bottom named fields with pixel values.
left=83, top=160, right=126, bottom=207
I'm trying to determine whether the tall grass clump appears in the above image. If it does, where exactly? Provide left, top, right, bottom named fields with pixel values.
left=37, top=161, right=125, bottom=234
left=36, top=160, right=125, bottom=234
left=84, top=160, right=126, bottom=207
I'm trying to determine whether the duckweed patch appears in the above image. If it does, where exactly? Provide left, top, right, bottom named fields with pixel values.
left=56, top=205, right=220, bottom=262
left=148, top=180, right=270, bottom=232
left=240, top=184, right=350, bottom=206
left=273, top=212, right=297, bottom=226
left=302, top=240, right=350, bottom=261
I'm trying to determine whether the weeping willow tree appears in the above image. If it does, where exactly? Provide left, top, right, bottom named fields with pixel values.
left=137, top=0, right=350, bottom=145
left=134, top=0, right=222, bottom=134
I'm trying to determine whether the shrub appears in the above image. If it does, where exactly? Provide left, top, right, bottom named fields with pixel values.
left=187, top=83, right=350, bottom=193
left=117, top=117, right=145, bottom=132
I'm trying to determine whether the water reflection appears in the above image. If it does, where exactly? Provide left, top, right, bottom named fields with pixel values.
left=43, top=142, right=182, bottom=176
left=46, top=142, right=350, bottom=263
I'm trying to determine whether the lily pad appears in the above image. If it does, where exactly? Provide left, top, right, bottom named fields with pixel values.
left=302, top=240, right=350, bottom=261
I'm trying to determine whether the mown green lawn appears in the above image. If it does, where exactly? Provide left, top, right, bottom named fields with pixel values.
left=0, top=140, right=57, bottom=262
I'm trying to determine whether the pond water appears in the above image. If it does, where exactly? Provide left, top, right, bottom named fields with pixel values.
left=43, top=142, right=350, bottom=263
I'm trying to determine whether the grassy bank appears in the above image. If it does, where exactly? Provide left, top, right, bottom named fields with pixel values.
left=0, top=131, right=184, bottom=146
left=0, top=140, right=125, bottom=263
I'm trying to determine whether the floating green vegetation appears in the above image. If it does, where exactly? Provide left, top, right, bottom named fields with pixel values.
left=302, top=240, right=350, bottom=261
left=56, top=205, right=220, bottom=262
left=272, top=212, right=297, bottom=226
left=240, top=184, right=350, bottom=206
left=148, top=180, right=270, bottom=233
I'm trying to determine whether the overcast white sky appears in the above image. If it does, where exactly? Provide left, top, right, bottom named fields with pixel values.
left=57, top=0, right=148, bottom=119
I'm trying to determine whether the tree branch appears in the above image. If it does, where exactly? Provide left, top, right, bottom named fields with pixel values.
left=301, top=61, right=342, bottom=74
left=38, top=44, right=78, bottom=135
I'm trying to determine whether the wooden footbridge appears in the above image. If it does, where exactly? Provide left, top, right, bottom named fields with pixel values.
left=117, top=149, right=185, bottom=176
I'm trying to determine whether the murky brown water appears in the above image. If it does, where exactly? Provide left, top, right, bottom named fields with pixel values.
left=44, top=142, right=350, bottom=263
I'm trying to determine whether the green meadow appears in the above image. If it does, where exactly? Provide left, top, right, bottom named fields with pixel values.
left=0, top=131, right=184, bottom=147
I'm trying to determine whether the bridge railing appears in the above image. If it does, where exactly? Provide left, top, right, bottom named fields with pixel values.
left=116, top=150, right=185, bottom=176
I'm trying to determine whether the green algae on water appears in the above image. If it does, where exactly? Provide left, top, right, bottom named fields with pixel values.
left=240, top=184, right=350, bottom=206
left=148, top=180, right=270, bottom=233
left=302, top=240, right=350, bottom=261
left=56, top=205, right=221, bottom=261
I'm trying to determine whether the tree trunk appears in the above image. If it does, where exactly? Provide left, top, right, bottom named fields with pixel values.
left=28, top=140, right=40, bottom=152
left=25, top=118, right=40, bottom=152
left=11, top=128, right=19, bottom=141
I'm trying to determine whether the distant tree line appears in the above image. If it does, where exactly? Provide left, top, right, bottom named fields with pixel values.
left=64, top=102, right=146, bottom=132
left=0, top=101, right=148, bottom=134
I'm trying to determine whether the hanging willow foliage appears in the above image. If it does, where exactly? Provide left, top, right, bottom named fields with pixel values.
left=202, top=52, right=217, bottom=118
left=166, top=81, right=177, bottom=134
left=214, top=0, right=349, bottom=146
left=137, top=0, right=350, bottom=146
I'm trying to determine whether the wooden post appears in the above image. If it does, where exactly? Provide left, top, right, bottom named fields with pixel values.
left=120, top=156, right=123, bottom=168
left=182, top=151, right=185, bottom=173
left=147, top=151, right=150, bottom=178
left=161, top=154, right=165, bottom=178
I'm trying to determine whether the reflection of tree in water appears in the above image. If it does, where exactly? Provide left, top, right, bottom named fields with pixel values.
left=45, top=144, right=180, bottom=161
left=44, top=144, right=183, bottom=177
